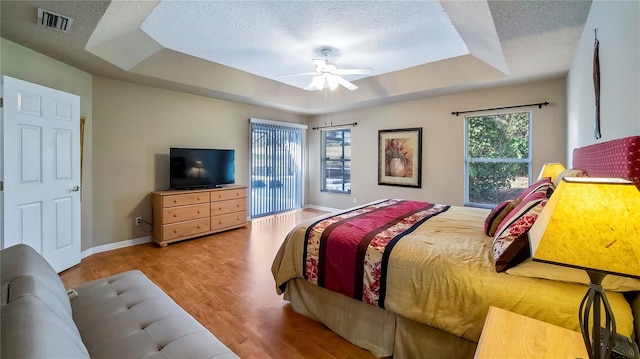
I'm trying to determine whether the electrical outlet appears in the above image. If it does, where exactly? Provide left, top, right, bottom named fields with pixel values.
left=353, top=197, right=357, bottom=204
left=135, top=217, right=142, bottom=225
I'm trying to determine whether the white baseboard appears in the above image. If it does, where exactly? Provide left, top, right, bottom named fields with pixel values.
left=81, top=236, right=151, bottom=259
left=81, top=206, right=332, bottom=259
left=304, top=204, right=339, bottom=212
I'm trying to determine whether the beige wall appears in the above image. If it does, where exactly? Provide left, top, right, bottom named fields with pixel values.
left=1, top=1, right=636, bottom=252
left=1, top=37, right=570, bottom=249
left=1, top=38, right=95, bottom=251
left=307, top=78, right=567, bottom=210
left=92, top=77, right=308, bottom=247
left=566, top=0, right=640, bottom=160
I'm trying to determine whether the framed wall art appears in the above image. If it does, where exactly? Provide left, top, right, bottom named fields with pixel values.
left=378, top=127, right=422, bottom=188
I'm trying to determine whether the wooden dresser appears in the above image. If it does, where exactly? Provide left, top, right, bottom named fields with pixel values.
left=151, top=185, right=247, bottom=247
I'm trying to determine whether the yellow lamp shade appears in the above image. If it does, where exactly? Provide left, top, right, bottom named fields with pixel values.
left=529, top=177, right=640, bottom=279
left=537, top=162, right=566, bottom=182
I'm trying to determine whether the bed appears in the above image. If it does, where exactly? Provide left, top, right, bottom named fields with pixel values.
left=272, top=135, right=640, bottom=358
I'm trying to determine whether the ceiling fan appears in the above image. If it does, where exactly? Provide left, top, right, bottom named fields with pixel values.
left=280, top=49, right=373, bottom=91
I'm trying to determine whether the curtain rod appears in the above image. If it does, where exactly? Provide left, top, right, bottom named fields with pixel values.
left=451, top=101, right=549, bottom=116
left=312, top=122, right=358, bottom=130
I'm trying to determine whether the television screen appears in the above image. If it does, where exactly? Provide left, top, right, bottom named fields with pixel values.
left=169, top=148, right=235, bottom=190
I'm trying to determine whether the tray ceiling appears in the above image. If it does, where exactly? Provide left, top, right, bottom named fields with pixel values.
left=0, top=0, right=593, bottom=114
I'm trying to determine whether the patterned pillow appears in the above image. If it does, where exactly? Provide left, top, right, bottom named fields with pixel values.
left=518, top=177, right=554, bottom=201
left=484, top=198, right=521, bottom=236
left=492, top=191, right=548, bottom=272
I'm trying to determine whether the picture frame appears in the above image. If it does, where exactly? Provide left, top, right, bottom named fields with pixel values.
left=378, top=128, right=422, bottom=188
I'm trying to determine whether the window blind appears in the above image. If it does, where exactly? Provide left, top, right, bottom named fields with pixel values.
left=250, top=119, right=306, bottom=218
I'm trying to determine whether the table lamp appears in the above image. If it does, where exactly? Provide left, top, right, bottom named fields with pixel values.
left=528, top=177, right=640, bottom=359
left=537, top=162, right=566, bottom=182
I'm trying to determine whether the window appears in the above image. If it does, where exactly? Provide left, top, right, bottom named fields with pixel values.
left=322, top=129, right=351, bottom=193
left=465, top=111, right=531, bottom=207
left=250, top=119, right=306, bottom=218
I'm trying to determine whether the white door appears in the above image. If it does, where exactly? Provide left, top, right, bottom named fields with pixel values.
left=1, top=75, right=81, bottom=273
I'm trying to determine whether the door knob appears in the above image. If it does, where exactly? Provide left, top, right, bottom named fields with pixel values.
left=72, top=185, right=81, bottom=192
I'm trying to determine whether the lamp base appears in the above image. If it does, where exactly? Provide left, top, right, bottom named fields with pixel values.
left=607, top=331, right=639, bottom=359
left=580, top=271, right=616, bottom=359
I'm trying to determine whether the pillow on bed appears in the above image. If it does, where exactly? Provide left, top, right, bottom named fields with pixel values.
left=492, top=191, right=548, bottom=272
left=506, top=260, right=640, bottom=292
left=518, top=177, right=554, bottom=200
left=484, top=198, right=522, bottom=236
left=553, top=168, right=588, bottom=187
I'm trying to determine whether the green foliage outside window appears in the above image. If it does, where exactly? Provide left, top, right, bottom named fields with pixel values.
left=466, top=112, right=530, bottom=206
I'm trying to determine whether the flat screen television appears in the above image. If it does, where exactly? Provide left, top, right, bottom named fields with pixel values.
left=169, top=148, right=235, bottom=190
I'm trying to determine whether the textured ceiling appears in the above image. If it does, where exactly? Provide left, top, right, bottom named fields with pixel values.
left=139, top=1, right=473, bottom=89
left=0, top=0, right=593, bottom=115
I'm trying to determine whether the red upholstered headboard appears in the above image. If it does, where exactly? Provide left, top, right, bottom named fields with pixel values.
left=572, top=136, right=640, bottom=182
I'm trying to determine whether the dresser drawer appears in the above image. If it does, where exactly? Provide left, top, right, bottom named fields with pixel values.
left=211, top=211, right=247, bottom=231
left=163, top=218, right=210, bottom=241
left=163, top=192, right=210, bottom=208
left=163, top=203, right=209, bottom=224
left=151, top=186, right=247, bottom=246
left=210, top=198, right=245, bottom=216
left=210, top=188, right=246, bottom=202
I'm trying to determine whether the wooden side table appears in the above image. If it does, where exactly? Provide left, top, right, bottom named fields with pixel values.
left=474, top=306, right=588, bottom=359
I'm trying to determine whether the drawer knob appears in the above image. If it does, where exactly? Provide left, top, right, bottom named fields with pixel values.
left=218, top=207, right=222, bottom=210
left=197, top=210, right=201, bottom=214
left=173, top=229, right=178, bottom=233
left=173, top=199, right=177, bottom=203
left=236, top=204, right=240, bottom=207
left=197, top=225, right=201, bottom=228
left=197, top=197, right=201, bottom=200
left=173, top=214, right=177, bottom=217
left=219, top=221, right=222, bottom=224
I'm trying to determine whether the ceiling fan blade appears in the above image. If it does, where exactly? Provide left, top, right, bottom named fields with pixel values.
left=333, top=68, right=373, bottom=75
left=278, top=72, right=318, bottom=77
left=303, top=82, right=317, bottom=91
left=333, top=75, right=358, bottom=91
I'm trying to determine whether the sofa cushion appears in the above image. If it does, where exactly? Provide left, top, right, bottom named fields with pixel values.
left=1, top=244, right=238, bottom=359
left=71, top=270, right=239, bottom=359
left=5, top=275, right=81, bottom=337
left=1, top=244, right=89, bottom=358
left=0, top=244, right=71, bottom=316
left=1, top=294, right=90, bottom=358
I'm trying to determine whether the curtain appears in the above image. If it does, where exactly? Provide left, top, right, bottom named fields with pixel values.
left=250, top=119, right=306, bottom=218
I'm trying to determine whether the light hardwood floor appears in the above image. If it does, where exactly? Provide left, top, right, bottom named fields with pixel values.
left=60, top=209, right=377, bottom=359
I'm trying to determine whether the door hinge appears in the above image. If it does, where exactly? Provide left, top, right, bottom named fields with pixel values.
left=0, top=97, right=3, bottom=108
left=0, top=181, right=3, bottom=191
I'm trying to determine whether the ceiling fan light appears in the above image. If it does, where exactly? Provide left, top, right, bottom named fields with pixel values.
left=326, top=76, right=339, bottom=90
left=312, top=76, right=326, bottom=90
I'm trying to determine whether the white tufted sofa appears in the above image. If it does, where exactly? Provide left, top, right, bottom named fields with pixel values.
left=1, top=244, right=239, bottom=359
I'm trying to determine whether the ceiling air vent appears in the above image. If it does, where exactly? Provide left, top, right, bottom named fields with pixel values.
left=37, top=8, right=73, bottom=33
